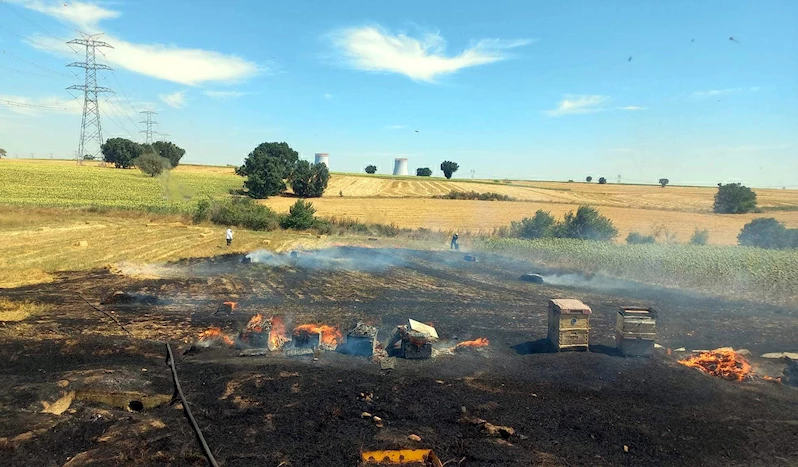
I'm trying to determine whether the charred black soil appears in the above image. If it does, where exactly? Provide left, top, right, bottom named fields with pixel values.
left=1, top=247, right=796, bottom=466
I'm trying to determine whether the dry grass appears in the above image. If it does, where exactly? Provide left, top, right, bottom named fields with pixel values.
left=0, top=297, right=53, bottom=321
left=262, top=197, right=798, bottom=245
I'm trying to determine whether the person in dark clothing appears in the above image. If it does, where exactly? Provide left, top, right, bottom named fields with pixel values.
left=451, top=233, right=459, bottom=250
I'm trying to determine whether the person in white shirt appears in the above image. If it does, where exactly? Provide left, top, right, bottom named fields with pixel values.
left=225, top=228, right=233, bottom=246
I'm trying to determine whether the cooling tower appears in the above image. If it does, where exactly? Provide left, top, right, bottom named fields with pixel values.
left=393, top=158, right=409, bottom=176
left=314, top=153, right=329, bottom=168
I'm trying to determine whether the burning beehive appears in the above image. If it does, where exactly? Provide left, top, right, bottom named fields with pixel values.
left=615, top=306, right=658, bottom=357
left=238, top=313, right=271, bottom=348
left=215, top=301, right=237, bottom=315
left=678, top=348, right=752, bottom=381
left=547, top=299, right=591, bottom=351
left=345, top=322, right=379, bottom=356
left=197, top=327, right=234, bottom=347
left=385, top=319, right=438, bottom=359
left=292, top=324, right=342, bottom=351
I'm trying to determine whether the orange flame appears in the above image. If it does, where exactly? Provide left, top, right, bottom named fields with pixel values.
left=293, top=324, right=342, bottom=346
left=198, top=327, right=234, bottom=346
left=678, top=348, right=752, bottom=381
left=454, top=337, right=490, bottom=350
left=268, top=316, right=289, bottom=350
left=223, top=301, right=237, bottom=311
left=245, top=313, right=267, bottom=333
left=763, top=375, right=782, bottom=383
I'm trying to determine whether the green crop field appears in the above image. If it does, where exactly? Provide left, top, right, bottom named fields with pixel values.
left=476, top=237, right=798, bottom=306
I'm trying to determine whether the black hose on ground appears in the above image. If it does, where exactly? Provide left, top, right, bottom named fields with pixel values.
left=79, top=293, right=132, bottom=336
left=165, top=342, right=219, bottom=467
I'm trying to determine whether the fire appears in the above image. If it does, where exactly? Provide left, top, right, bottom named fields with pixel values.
left=245, top=313, right=267, bottom=333
left=293, top=324, right=342, bottom=346
left=268, top=316, right=289, bottom=350
left=678, top=348, right=752, bottom=381
left=223, top=301, right=237, bottom=311
left=763, top=375, right=782, bottom=383
left=198, top=327, right=234, bottom=346
left=454, top=337, right=490, bottom=350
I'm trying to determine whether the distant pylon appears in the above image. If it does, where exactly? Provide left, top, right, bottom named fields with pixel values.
left=66, top=33, right=114, bottom=162
left=140, top=110, right=158, bottom=144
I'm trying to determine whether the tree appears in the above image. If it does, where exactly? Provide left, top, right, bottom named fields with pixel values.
left=365, top=165, right=377, bottom=174
left=0, top=148, right=7, bottom=158
left=690, top=228, right=709, bottom=245
left=82, top=154, right=95, bottom=161
left=659, top=178, right=669, bottom=188
left=598, top=177, right=607, bottom=184
left=714, top=183, right=757, bottom=214
left=236, top=142, right=299, bottom=198
left=135, top=151, right=170, bottom=177
left=585, top=176, right=592, bottom=183
left=510, top=210, right=556, bottom=239
left=416, top=167, right=432, bottom=177
left=555, top=205, right=618, bottom=241
left=101, top=137, right=141, bottom=168
left=738, top=218, right=789, bottom=249
left=280, top=199, right=317, bottom=230
left=626, top=232, right=656, bottom=244
left=151, top=141, right=186, bottom=167
left=440, top=161, right=459, bottom=179
left=290, top=160, right=330, bottom=198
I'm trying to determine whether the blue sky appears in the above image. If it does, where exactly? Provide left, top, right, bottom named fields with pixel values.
left=1, top=0, right=796, bottom=187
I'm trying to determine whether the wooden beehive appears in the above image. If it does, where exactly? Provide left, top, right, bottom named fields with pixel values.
left=615, top=306, right=658, bottom=357
left=547, top=299, right=591, bottom=351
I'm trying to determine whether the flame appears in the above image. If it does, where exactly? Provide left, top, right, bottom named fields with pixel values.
left=678, top=348, right=752, bottom=381
left=454, top=337, right=490, bottom=350
left=198, top=327, right=234, bottom=346
left=763, top=375, right=782, bottom=383
left=245, top=313, right=267, bottom=333
left=293, top=324, right=342, bottom=346
left=268, top=316, right=289, bottom=350
left=223, top=301, right=237, bottom=311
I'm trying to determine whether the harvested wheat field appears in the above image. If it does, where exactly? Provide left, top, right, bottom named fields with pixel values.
left=263, top=197, right=798, bottom=245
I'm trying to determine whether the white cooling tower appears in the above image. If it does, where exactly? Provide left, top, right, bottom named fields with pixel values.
left=314, top=153, right=329, bottom=168
left=393, top=158, right=409, bottom=176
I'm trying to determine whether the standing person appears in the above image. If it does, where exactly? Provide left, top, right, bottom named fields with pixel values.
left=451, top=232, right=459, bottom=250
left=225, top=227, right=233, bottom=247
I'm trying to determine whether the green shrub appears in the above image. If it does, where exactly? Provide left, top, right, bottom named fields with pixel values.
left=434, top=190, right=515, bottom=201
left=135, top=152, right=171, bottom=177
left=714, top=183, right=758, bottom=214
left=690, top=228, right=709, bottom=245
left=737, top=217, right=794, bottom=249
left=193, top=198, right=212, bottom=224
left=555, top=205, right=618, bottom=241
left=209, top=197, right=280, bottom=231
left=280, top=199, right=317, bottom=230
left=510, top=210, right=556, bottom=239
left=626, top=232, right=656, bottom=244
left=416, top=167, right=433, bottom=177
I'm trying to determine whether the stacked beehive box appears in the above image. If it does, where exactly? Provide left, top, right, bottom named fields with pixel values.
left=547, top=299, right=591, bottom=351
left=615, top=306, right=658, bottom=357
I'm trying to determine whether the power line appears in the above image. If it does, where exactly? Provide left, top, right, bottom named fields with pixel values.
left=99, top=103, right=136, bottom=140
left=0, top=97, right=74, bottom=111
left=97, top=71, right=143, bottom=133
left=0, top=49, right=75, bottom=77
left=0, top=63, right=70, bottom=78
left=0, top=0, right=79, bottom=52
left=0, top=23, right=71, bottom=54
left=66, top=32, right=114, bottom=161
left=140, top=110, right=158, bottom=144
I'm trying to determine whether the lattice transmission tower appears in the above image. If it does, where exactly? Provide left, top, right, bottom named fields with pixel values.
left=140, top=110, right=158, bottom=144
left=67, top=33, right=114, bottom=162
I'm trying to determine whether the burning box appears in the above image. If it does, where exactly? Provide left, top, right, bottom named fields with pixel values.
left=292, top=330, right=321, bottom=349
left=547, top=299, right=591, bottom=351
left=291, top=324, right=342, bottom=351
left=345, top=322, right=378, bottom=357
left=615, top=306, right=658, bottom=357
left=385, top=319, right=437, bottom=359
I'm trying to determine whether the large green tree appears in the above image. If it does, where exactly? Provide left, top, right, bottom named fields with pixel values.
left=416, top=167, right=432, bottom=177
left=236, top=142, right=299, bottom=198
left=290, top=160, right=330, bottom=198
left=714, top=183, right=757, bottom=214
left=135, top=151, right=170, bottom=177
left=440, top=161, right=459, bottom=179
left=101, top=137, right=141, bottom=168
left=151, top=141, right=186, bottom=167
left=555, top=205, right=618, bottom=241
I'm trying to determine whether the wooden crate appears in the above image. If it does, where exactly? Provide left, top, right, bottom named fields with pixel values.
left=547, top=299, right=591, bottom=351
left=615, top=307, right=658, bottom=357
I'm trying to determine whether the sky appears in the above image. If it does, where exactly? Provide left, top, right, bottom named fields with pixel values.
left=0, top=0, right=796, bottom=187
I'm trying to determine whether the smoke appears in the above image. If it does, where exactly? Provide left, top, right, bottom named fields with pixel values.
left=541, top=273, right=641, bottom=292
left=245, top=247, right=409, bottom=272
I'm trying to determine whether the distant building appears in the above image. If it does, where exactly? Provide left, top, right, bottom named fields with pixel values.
left=314, top=153, right=329, bottom=169
left=393, top=158, right=408, bottom=176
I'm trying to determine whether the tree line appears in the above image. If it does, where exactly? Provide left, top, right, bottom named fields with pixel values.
left=100, top=137, right=186, bottom=176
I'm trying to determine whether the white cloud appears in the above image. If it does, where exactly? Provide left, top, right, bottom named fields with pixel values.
left=692, top=88, right=740, bottom=97
left=0, top=93, right=151, bottom=118
left=329, top=25, right=532, bottom=82
left=620, top=106, right=647, bottom=111
left=19, top=1, right=260, bottom=86
left=546, top=95, right=610, bottom=116
left=323, top=93, right=334, bottom=100
left=385, top=124, right=406, bottom=130
left=203, top=90, right=248, bottom=100
left=159, top=91, right=186, bottom=108
left=21, top=0, right=119, bottom=30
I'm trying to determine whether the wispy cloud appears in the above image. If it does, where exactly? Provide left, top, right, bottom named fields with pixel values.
left=18, top=1, right=260, bottom=86
left=692, top=88, right=741, bottom=97
left=203, top=90, right=249, bottom=100
left=159, top=91, right=186, bottom=108
left=328, top=25, right=532, bottom=82
left=620, top=105, right=647, bottom=111
left=722, top=143, right=791, bottom=152
left=0, top=93, right=151, bottom=118
left=546, top=95, right=610, bottom=116
left=385, top=124, right=406, bottom=130
left=323, top=93, right=334, bottom=100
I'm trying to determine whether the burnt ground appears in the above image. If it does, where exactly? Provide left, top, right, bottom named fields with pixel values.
left=0, top=246, right=797, bottom=466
